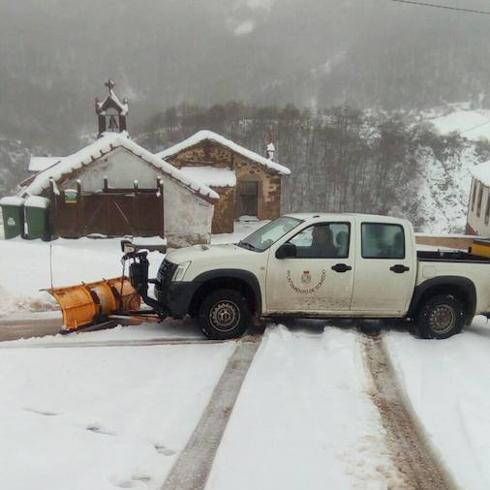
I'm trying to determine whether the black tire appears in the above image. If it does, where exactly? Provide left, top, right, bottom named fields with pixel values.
left=416, top=294, right=465, bottom=340
left=198, top=289, right=251, bottom=340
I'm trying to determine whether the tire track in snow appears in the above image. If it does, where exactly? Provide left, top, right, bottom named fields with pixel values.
left=362, top=331, right=458, bottom=490
left=161, top=334, right=262, bottom=490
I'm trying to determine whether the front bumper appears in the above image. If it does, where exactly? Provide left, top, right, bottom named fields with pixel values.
left=155, top=281, right=201, bottom=318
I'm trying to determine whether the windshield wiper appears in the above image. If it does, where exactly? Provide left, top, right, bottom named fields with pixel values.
left=238, top=240, right=256, bottom=251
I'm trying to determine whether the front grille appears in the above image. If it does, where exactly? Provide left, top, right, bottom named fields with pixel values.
left=157, top=259, right=178, bottom=289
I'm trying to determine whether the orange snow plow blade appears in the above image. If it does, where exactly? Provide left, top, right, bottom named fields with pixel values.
left=47, top=277, right=141, bottom=332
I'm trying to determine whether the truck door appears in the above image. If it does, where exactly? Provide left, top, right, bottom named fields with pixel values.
left=266, top=222, right=354, bottom=313
left=351, top=221, right=416, bottom=315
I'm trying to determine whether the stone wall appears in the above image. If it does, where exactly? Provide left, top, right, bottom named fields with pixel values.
left=234, top=156, right=282, bottom=221
left=170, top=142, right=233, bottom=168
left=211, top=186, right=235, bottom=234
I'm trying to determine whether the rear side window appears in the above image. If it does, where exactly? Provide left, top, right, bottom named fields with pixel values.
left=361, top=223, right=405, bottom=259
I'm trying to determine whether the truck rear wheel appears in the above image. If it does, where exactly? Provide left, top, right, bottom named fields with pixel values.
left=416, top=294, right=464, bottom=339
left=198, top=289, right=251, bottom=340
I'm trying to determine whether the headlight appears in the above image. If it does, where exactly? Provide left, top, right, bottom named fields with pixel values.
left=172, top=261, right=191, bottom=282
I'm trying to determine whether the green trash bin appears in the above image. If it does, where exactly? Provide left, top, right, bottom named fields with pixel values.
left=24, top=196, right=51, bottom=240
left=0, top=196, right=25, bottom=239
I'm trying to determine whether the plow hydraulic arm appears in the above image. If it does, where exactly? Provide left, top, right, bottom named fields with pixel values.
left=122, top=249, right=168, bottom=316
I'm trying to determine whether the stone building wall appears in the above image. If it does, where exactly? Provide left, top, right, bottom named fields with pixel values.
left=169, top=142, right=233, bottom=168
left=234, top=155, right=282, bottom=221
left=211, top=186, right=236, bottom=234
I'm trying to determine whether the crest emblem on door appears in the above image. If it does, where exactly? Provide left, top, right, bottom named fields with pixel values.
left=286, top=269, right=327, bottom=294
left=301, top=271, right=311, bottom=284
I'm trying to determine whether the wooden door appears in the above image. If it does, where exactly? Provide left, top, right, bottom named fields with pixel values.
left=237, top=181, right=259, bottom=217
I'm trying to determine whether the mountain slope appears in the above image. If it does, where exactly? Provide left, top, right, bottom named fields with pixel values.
left=2, top=0, right=490, bottom=144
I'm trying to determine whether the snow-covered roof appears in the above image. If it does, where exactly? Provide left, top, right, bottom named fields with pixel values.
left=28, top=156, right=62, bottom=173
left=156, top=130, right=291, bottom=175
left=21, top=133, right=219, bottom=202
left=471, top=161, right=490, bottom=187
left=179, top=166, right=237, bottom=187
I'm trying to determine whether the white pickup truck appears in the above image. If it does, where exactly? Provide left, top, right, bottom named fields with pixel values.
left=129, top=213, right=490, bottom=340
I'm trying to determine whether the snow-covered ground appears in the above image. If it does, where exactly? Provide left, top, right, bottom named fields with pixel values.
left=207, top=324, right=405, bottom=490
left=2, top=221, right=490, bottom=488
left=5, top=316, right=490, bottom=489
left=385, top=318, right=490, bottom=490
left=0, top=220, right=262, bottom=318
left=429, top=109, right=490, bottom=141
left=0, top=333, right=236, bottom=490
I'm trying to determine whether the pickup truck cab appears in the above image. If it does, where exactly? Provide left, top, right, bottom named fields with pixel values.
left=150, top=213, right=490, bottom=339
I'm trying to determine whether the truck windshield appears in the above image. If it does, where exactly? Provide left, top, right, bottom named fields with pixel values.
left=238, top=217, right=302, bottom=252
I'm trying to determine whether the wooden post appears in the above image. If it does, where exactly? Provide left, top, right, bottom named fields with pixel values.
left=76, top=179, right=82, bottom=238
left=49, top=178, right=59, bottom=240
left=103, top=176, right=109, bottom=191
left=159, top=178, right=164, bottom=238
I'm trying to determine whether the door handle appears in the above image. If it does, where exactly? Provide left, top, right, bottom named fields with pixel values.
left=390, top=264, right=410, bottom=274
left=331, top=263, right=352, bottom=273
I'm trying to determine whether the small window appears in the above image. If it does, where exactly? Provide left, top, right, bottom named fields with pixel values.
left=485, top=195, right=490, bottom=225
left=64, top=189, right=78, bottom=204
left=362, top=223, right=405, bottom=259
left=477, top=185, right=484, bottom=217
left=471, top=181, right=477, bottom=212
left=105, top=108, right=120, bottom=133
left=289, top=223, right=350, bottom=259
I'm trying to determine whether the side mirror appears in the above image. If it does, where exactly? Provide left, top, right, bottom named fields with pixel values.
left=276, top=242, right=297, bottom=259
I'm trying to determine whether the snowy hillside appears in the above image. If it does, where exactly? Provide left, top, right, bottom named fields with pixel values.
left=412, top=143, right=476, bottom=233
left=141, top=105, right=490, bottom=234
left=415, top=107, right=490, bottom=233
left=429, top=108, right=490, bottom=141
left=0, top=136, right=30, bottom=197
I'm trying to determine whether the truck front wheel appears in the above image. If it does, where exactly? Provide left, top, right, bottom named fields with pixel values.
left=416, top=294, right=465, bottom=339
left=198, top=289, right=251, bottom=340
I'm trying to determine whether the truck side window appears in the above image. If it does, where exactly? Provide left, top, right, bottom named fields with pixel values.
left=289, top=223, right=350, bottom=259
left=361, top=223, right=405, bottom=259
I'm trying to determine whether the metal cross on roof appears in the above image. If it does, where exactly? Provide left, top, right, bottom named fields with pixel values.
left=105, top=79, right=116, bottom=92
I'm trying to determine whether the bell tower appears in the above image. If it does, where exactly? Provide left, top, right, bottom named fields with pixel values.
left=95, top=79, right=129, bottom=137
